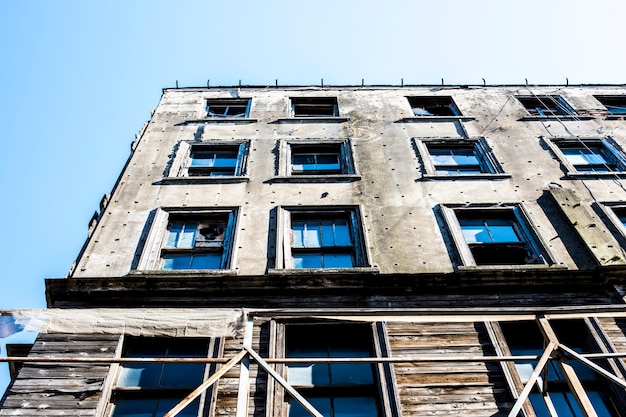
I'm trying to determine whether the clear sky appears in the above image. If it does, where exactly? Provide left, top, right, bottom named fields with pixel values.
left=0, top=0, right=625, bottom=398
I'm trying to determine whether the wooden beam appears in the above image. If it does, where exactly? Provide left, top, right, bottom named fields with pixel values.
left=163, top=349, right=248, bottom=417
left=508, top=342, right=557, bottom=417
left=559, top=344, right=626, bottom=389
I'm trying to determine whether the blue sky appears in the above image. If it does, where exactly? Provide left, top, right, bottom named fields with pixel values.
left=1, top=0, right=625, bottom=307
left=0, top=0, right=625, bottom=391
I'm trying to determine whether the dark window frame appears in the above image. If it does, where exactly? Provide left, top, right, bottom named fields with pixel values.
left=205, top=98, right=251, bottom=119
left=594, top=95, right=626, bottom=116
left=407, top=96, right=462, bottom=117
left=109, top=336, right=220, bottom=417
left=137, top=207, right=238, bottom=272
left=290, top=97, right=340, bottom=118
left=415, top=138, right=508, bottom=179
left=439, top=204, right=554, bottom=268
left=268, top=320, right=399, bottom=417
left=516, top=95, right=577, bottom=118
left=276, top=206, right=370, bottom=270
left=544, top=137, right=626, bottom=177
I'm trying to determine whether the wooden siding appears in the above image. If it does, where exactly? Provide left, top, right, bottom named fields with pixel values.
left=387, top=322, right=513, bottom=417
left=0, top=333, right=118, bottom=416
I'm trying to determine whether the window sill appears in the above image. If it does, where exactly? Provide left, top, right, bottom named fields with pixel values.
left=129, top=269, right=238, bottom=277
left=458, top=263, right=567, bottom=272
left=399, top=116, right=475, bottom=122
left=605, top=115, right=626, bottom=120
left=565, top=172, right=626, bottom=179
left=267, top=267, right=379, bottom=276
left=275, top=117, right=349, bottom=123
left=183, top=118, right=258, bottom=124
left=519, top=115, right=593, bottom=121
left=271, top=174, right=361, bottom=183
left=420, top=173, right=510, bottom=181
left=160, top=176, right=250, bottom=184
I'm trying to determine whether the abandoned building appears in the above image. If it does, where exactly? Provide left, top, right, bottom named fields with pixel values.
left=4, top=84, right=626, bottom=416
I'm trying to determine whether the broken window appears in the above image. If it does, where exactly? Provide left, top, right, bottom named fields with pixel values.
left=110, top=337, right=218, bottom=417
left=284, top=324, right=381, bottom=417
left=205, top=98, right=250, bottom=118
left=157, top=210, right=236, bottom=270
left=182, top=143, right=248, bottom=177
left=595, top=95, right=626, bottom=115
left=419, top=139, right=502, bottom=176
left=546, top=137, right=626, bottom=175
left=517, top=95, right=576, bottom=117
left=496, top=320, right=622, bottom=417
left=407, top=96, right=461, bottom=117
left=291, top=97, right=339, bottom=117
left=290, top=144, right=344, bottom=175
left=279, top=207, right=368, bottom=269
left=440, top=205, right=551, bottom=267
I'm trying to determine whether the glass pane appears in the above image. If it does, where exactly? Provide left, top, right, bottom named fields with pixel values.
left=190, top=253, right=222, bottom=269
left=460, top=219, right=489, bottom=243
left=316, top=154, right=340, bottom=171
left=304, top=222, right=321, bottom=247
left=294, top=253, right=322, bottom=269
left=562, top=147, right=608, bottom=166
left=487, top=219, right=520, bottom=242
left=190, top=151, right=216, bottom=167
left=118, top=364, right=162, bottom=387
left=333, top=220, right=351, bottom=246
left=334, top=397, right=379, bottom=417
left=160, top=363, right=205, bottom=387
left=548, top=391, right=585, bottom=417
left=165, top=222, right=183, bottom=247
left=330, top=349, right=372, bottom=384
left=292, top=222, right=305, bottom=247
left=289, top=397, right=331, bottom=417
left=162, top=254, right=192, bottom=270
left=287, top=346, right=330, bottom=385
left=451, top=150, right=479, bottom=165
left=323, top=253, right=354, bottom=268
left=112, top=399, right=156, bottom=417
left=321, top=221, right=335, bottom=247
left=292, top=154, right=317, bottom=171
left=156, top=398, right=200, bottom=417
left=430, top=149, right=456, bottom=165
left=606, top=105, right=626, bottom=115
left=213, top=151, right=238, bottom=167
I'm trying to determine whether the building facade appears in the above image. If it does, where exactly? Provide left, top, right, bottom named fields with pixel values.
left=4, top=84, right=626, bottom=416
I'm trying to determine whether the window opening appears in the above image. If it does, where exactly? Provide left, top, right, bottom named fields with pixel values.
left=181, top=142, right=247, bottom=178
left=517, top=95, right=576, bottom=117
left=291, top=145, right=342, bottom=175
left=291, top=97, right=339, bottom=117
left=285, top=324, right=380, bottom=417
left=427, top=143, right=489, bottom=174
left=407, top=96, right=461, bottom=116
left=559, top=144, right=617, bottom=173
left=595, top=96, right=626, bottom=115
left=205, top=98, right=250, bottom=118
left=499, top=320, right=620, bottom=417
left=455, top=208, right=542, bottom=265
left=291, top=216, right=354, bottom=268
left=110, top=337, right=214, bottom=417
left=161, top=212, right=234, bottom=270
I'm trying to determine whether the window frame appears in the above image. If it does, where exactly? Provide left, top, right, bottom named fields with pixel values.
left=414, top=138, right=508, bottom=179
left=107, top=335, right=221, bottom=417
left=486, top=318, right=626, bottom=417
left=273, top=206, right=372, bottom=271
left=277, top=97, right=348, bottom=123
left=166, top=140, right=250, bottom=183
left=268, top=320, right=399, bottom=417
left=439, top=203, right=555, bottom=269
left=274, top=139, right=360, bottom=182
left=136, top=207, right=239, bottom=273
left=406, top=95, right=464, bottom=118
left=594, top=95, right=626, bottom=118
left=543, top=136, right=626, bottom=178
left=204, top=98, right=251, bottom=119
left=598, top=202, right=626, bottom=247
left=516, top=95, right=578, bottom=119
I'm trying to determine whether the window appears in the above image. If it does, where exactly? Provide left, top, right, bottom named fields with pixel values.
left=517, top=95, right=576, bottom=117
left=407, top=96, right=461, bottom=117
left=284, top=324, right=382, bottom=417
left=182, top=143, right=248, bottom=177
left=416, top=138, right=505, bottom=177
left=137, top=208, right=238, bottom=271
left=109, top=337, right=217, bottom=417
left=545, top=137, right=626, bottom=176
left=277, top=207, right=369, bottom=270
left=277, top=139, right=358, bottom=180
left=291, top=97, right=339, bottom=117
left=205, top=98, right=250, bottom=118
left=440, top=205, right=552, bottom=267
left=595, top=95, right=626, bottom=116
left=496, top=320, right=622, bottom=417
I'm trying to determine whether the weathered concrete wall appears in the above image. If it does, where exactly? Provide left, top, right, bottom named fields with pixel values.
left=68, top=86, right=626, bottom=279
